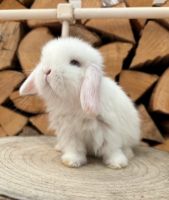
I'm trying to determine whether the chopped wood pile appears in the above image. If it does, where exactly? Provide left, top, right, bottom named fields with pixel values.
left=0, top=0, right=169, bottom=153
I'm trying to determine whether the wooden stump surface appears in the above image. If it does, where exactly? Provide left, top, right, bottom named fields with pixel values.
left=0, top=136, right=168, bottom=200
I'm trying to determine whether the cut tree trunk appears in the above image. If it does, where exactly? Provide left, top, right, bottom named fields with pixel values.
left=119, top=70, right=158, bottom=101
left=0, top=137, right=169, bottom=200
left=99, top=42, right=133, bottom=79
left=138, top=104, right=164, bottom=143
left=86, top=3, right=135, bottom=43
left=130, top=21, right=169, bottom=69
left=18, top=27, right=54, bottom=75
left=30, top=114, right=55, bottom=136
left=0, top=22, right=22, bottom=70
left=150, top=68, right=169, bottom=114
left=0, top=106, right=28, bottom=136
left=0, top=70, right=25, bottom=104
left=27, top=0, right=66, bottom=28
left=70, top=24, right=101, bottom=46
left=10, top=91, right=45, bottom=114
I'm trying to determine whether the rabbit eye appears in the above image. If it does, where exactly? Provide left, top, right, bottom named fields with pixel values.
left=70, top=59, right=81, bottom=67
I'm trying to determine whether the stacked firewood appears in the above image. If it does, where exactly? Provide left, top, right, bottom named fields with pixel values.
left=0, top=0, right=169, bottom=152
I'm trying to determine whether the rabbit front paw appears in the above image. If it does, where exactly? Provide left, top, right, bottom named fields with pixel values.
left=104, top=149, right=128, bottom=169
left=61, top=153, right=87, bottom=168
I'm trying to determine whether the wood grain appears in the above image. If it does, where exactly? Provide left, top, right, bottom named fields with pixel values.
left=126, top=0, right=152, bottom=31
left=156, top=139, right=169, bottom=152
left=70, top=24, right=101, bottom=46
left=82, top=0, right=101, bottom=8
left=160, top=119, right=169, bottom=136
left=155, top=1, right=169, bottom=30
left=99, top=42, right=133, bottom=79
left=27, top=0, right=66, bottom=28
left=0, top=136, right=169, bottom=200
left=130, top=21, right=169, bottom=69
left=138, top=104, right=164, bottom=143
left=10, top=91, right=45, bottom=114
left=0, top=106, right=28, bottom=136
left=18, top=27, right=54, bottom=75
left=0, top=22, right=22, bottom=70
left=0, top=70, right=25, bottom=104
left=30, top=114, right=55, bottom=135
left=86, top=3, right=135, bottom=43
left=0, top=0, right=25, bottom=10
left=17, top=0, right=34, bottom=7
left=20, top=126, right=41, bottom=136
left=150, top=68, right=169, bottom=114
left=119, top=70, right=158, bottom=101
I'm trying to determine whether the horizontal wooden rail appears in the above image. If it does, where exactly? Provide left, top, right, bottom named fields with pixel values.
left=74, top=7, right=169, bottom=19
left=0, top=7, right=169, bottom=21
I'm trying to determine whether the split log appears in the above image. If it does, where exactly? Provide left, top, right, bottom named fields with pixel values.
left=86, top=3, right=135, bottom=43
left=10, top=91, right=45, bottom=114
left=30, top=114, right=55, bottom=136
left=82, top=0, right=101, bottom=8
left=156, top=139, right=169, bottom=152
left=18, top=27, right=54, bottom=75
left=0, top=70, right=25, bottom=104
left=70, top=24, right=101, bottom=46
left=19, top=126, right=41, bottom=136
left=138, top=105, right=164, bottom=143
left=0, top=106, right=28, bottom=136
left=160, top=119, right=169, bottom=136
left=27, top=0, right=66, bottom=28
left=155, top=1, right=169, bottom=30
left=150, top=68, right=169, bottom=114
left=99, top=42, right=133, bottom=79
left=130, top=21, right=169, bottom=69
left=17, top=0, right=34, bottom=7
left=125, top=0, right=152, bottom=31
left=0, top=127, right=6, bottom=137
left=81, top=0, right=102, bottom=24
left=0, top=22, right=22, bottom=70
left=119, top=70, right=158, bottom=101
left=0, top=0, right=25, bottom=10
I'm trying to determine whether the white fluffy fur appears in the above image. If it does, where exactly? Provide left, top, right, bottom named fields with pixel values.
left=20, top=37, right=141, bottom=168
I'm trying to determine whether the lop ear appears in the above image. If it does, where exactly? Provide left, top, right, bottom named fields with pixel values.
left=80, top=64, right=102, bottom=117
left=19, top=71, right=37, bottom=96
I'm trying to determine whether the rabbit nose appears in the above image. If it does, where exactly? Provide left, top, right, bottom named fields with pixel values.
left=45, top=69, right=51, bottom=76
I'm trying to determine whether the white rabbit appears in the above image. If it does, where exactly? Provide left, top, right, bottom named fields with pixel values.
left=19, top=37, right=141, bottom=168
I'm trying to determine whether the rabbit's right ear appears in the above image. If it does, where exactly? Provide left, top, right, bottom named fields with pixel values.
left=80, top=63, right=102, bottom=117
left=19, top=71, right=37, bottom=96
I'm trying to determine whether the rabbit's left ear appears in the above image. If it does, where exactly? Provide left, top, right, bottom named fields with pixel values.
left=80, top=64, right=102, bottom=117
left=19, top=71, right=37, bottom=96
